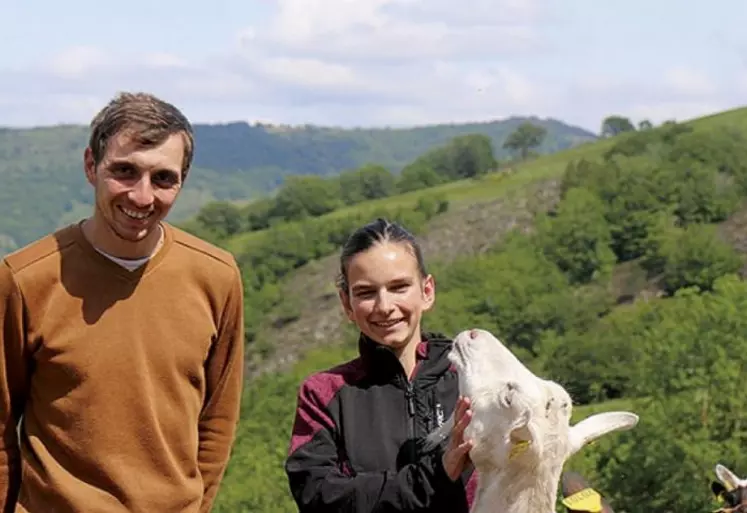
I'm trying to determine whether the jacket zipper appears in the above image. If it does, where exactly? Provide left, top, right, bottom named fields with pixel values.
left=405, top=380, right=416, bottom=461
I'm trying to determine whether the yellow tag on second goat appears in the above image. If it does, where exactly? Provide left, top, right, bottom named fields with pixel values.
left=560, top=487, right=603, bottom=512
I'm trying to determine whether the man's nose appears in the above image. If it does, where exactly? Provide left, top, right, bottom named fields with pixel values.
left=128, top=177, right=155, bottom=207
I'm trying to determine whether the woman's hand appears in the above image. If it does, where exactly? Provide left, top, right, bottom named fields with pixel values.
left=441, top=396, right=474, bottom=481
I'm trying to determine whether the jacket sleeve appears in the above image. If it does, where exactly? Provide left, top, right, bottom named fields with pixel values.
left=197, top=262, right=245, bottom=512
left=284, top=379, right=470, bottom=513
left=0, top=262, right=27, bottom=513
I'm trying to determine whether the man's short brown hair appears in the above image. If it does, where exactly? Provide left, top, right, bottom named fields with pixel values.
left=88, top=92, right=195, bottom=179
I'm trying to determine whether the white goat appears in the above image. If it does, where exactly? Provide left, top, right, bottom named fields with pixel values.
left=425, top=328, right=639, bottom=513
left=711, top=464, right=747, bottom=512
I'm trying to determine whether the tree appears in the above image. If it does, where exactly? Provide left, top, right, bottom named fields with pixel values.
left=638, top=119, right=653, bottom=130
left=600, top=115, right=636, bottom=137
left=242, top=197, right=275, bottom=231
left=657, top=223, right=743, bottom=295
left=535, top=187, right=617, bottom=284
left=270, top=175, right=341, bottom=220
left=396, top=161, right=444, bottom=193
left=338, top=164, right=395, bottom=205
left=195, top=201, right=244, bottom=239
left=502, top=122, right=547, bottom=160
left=448, top=134, right=497, bottom=178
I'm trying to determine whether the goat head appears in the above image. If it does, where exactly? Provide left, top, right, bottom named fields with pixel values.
left=426, top=328, right=639, bottom=472
left=712, top=464, right=747, bottom=512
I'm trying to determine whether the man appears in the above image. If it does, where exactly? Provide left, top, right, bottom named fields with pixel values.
left=0, top=92, right=245, bottom=512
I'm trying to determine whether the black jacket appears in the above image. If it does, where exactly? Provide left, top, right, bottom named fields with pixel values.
left=285, top=331, right=476, bottom=512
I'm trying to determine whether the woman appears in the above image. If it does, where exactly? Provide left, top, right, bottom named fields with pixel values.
left=284, top=218, right=476, bottom=512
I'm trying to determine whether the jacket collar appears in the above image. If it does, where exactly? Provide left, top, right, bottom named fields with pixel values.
left=358, top=331, right=455, bottom=384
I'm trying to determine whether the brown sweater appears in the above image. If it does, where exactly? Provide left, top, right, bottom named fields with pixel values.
left=0, top=222, right=245, bottom=513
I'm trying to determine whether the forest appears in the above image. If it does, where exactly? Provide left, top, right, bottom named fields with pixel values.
left=168, top=106, right=747, bottom=512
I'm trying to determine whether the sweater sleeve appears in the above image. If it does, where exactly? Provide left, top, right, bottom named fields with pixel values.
left=284, top=380, right=470, bottom=513
left=0, top=262, right=27, bottom=513
left=197, top=262, right=245, bottom=512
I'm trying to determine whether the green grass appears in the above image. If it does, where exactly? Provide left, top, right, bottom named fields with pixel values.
left=687, top=105, right=747, bottom=131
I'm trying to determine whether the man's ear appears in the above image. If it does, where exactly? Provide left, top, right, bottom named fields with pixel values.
left=84, top=147, right=97, bottom=185
left=338, top=289, right=354, bottom=321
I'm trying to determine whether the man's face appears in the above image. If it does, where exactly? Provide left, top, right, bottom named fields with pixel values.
left=84, top=129, right=185, bottom=256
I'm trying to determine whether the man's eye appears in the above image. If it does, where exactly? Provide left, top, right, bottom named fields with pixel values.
left=111, top=166, right=134, bottom=176
left=154, top=172, right=180, bottom=187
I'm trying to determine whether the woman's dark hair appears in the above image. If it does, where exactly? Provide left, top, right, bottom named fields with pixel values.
left=337, top=218, right=427, bottom=292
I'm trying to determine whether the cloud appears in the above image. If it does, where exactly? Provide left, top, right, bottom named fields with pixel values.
left=48, top=46, right=107, bottom=79
left=0, top=0, right=743, bottom=132
left=548, top=65, right=746, bottom=131
left=1, top=0, right=548, bottom=128
left=662, top=66, right=718, bottom=96
left=238, top=0, right=543, bottom=63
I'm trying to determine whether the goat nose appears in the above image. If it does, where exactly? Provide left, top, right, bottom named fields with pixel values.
left=469, top=329, right=478, bottom=339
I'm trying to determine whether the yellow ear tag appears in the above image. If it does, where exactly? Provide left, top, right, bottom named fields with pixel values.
left=560, top=487, right=603, bottom=512
left=509, top=440, right=531, bottom=459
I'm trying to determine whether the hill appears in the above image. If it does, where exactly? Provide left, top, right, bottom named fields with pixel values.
left=0, top=116, right=594, bottom=254
left=180, top=105, right=747, bottom=512
left=221, top=106, right=747, bottom=378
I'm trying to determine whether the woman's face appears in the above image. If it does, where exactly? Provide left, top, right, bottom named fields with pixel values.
left=340, top=240, right=435, bottom=353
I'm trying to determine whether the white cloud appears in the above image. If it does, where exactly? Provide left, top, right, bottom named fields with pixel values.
left=218, top=0, right=550, bottom=123
left=1, top=0, right=743, bottom=133
left=253, top=57, right=362, bottom=90
left=663, top=66, right=718, bottom=96
left=238, top=0, right=543, bottom=62
left=48, top=46, right=107, bottom=79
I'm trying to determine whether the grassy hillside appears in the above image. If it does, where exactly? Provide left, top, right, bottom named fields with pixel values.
left=202, top=105, right=747, bottom=512
left=0, top=116, right=594, bottom=254
left=229, top=105, right=747, bottom=375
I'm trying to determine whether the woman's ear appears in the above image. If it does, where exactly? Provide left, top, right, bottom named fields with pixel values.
left=338, top=289, right=355, bottom=321
left=422, top=274, right=436, bottom=310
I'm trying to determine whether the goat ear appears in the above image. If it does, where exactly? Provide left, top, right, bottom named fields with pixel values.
left=715, top=464, right=743, bottom=491
left=712, top=480, right=728, bottom=498
left=568, top=412, right=639, bottom=455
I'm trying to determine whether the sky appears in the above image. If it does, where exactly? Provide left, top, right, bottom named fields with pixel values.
left=0, top=0, right=745, bottom=133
